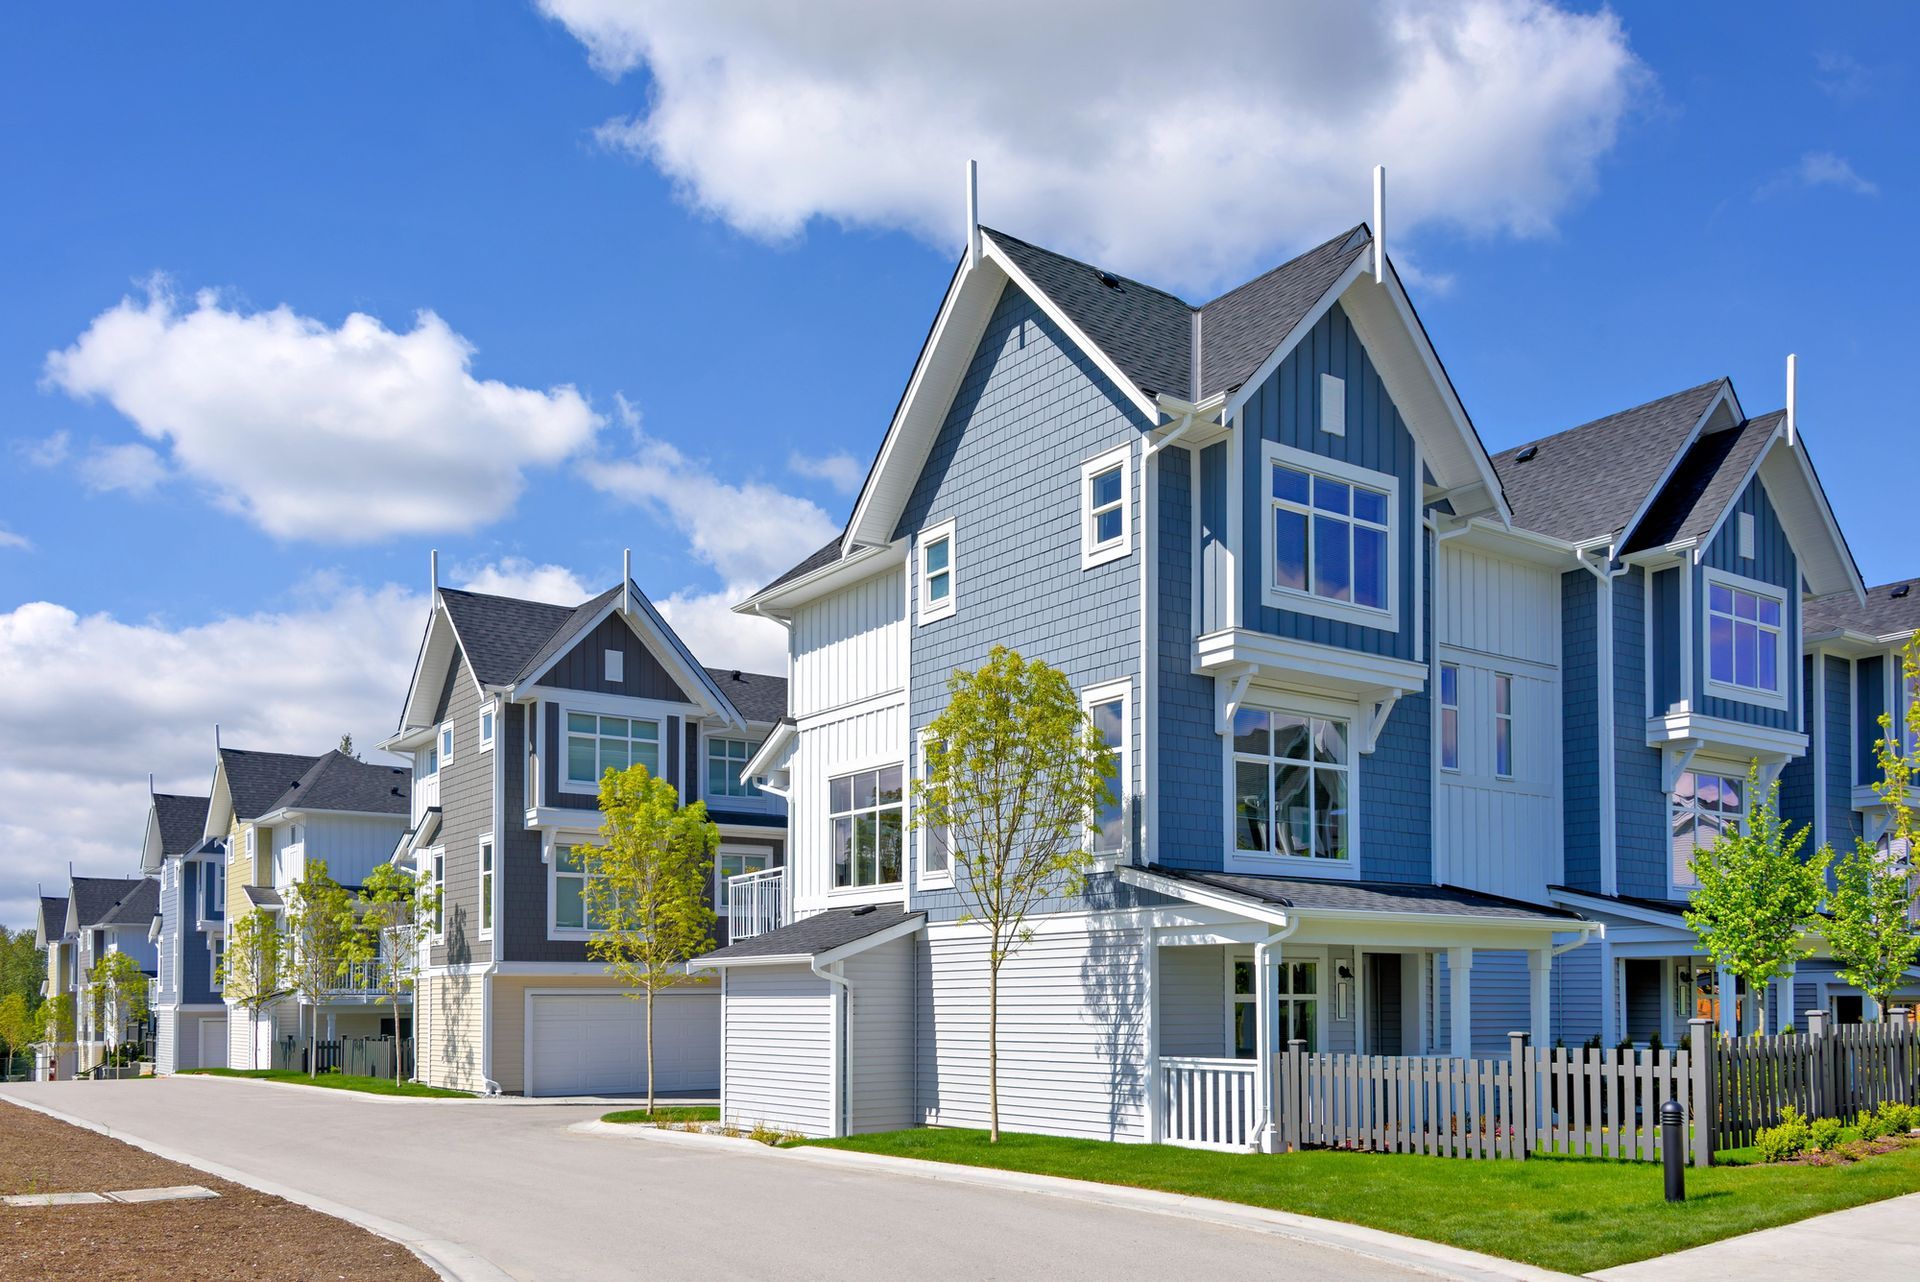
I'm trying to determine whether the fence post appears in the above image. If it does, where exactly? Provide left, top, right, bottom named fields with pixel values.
left=1688, top=1016, right=1714, bottom=1167
left=1283, top=1038, right=1305, bottom=1153
left=1508, top=1031, right=1530, bottom=1160
left=1889, top=1009, right=1912, bottom=1106
left=1805, top=1008, right=1829, bottom=1118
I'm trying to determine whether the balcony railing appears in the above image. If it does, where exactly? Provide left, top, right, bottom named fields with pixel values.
left=330, top=961, right=385, bottom=994
left=726, top=868, right=785, bottom=941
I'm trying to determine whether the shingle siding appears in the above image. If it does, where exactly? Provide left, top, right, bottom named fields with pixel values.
left=1827, top=655, right=1859, bottom=848
left=1157, top=445, right=1221, bottom=869
left=1561, top=571, right=1601, bottom=891
left=429, top=649, right=495, bottom=969
left=1857, top=656, right=1885, bottom=787
left=1615, top=567, right=1668, bottom=900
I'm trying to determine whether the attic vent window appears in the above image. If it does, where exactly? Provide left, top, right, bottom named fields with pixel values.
left=1320, top=373, right=1347, bottom=437
left=1095, top=270, right=1120, bottom=289
left=1515, top=445, right=1539, bottom=463
left=1737, top=512, right=1756, bottom=560
left=605, top=649, right=624, bottom=683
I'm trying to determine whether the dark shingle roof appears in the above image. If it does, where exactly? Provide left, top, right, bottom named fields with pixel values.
left=758, top=535, right=846, bottom=597
left=152, top=793, right=210, bottom=859
left=71, top=876, right=148, bottom=928
left=703, top=668, right=787, bottom=724
left=1550, top=887, right=1690, bottom=920
left=220, top=748, right=323, bottom=820
left=1807, top=577, right=1920, bottom=639
left=278, top=752, right=410, bottom=816
left=437, top=587, right=581, bottom=687
left=1145, top=866, right=1583, bottom=922
left=1624, top=412, right=1780, bottom=553
left=243, top=885, right=285, bottom=910
left=509, top=586, right=624, bottom=685
left=1197, top=226, right=1372, bottom=399
left=99, top=878, right=159, bottom=927
left=696, top=905, right=922, bottom=964
left=39, top=895, right=68, bottom=936
left=1491, top=380, right=1725, bottom=544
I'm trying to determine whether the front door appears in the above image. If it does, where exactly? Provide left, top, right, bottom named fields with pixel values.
left=1365, top=954, right=1403, bottom=1055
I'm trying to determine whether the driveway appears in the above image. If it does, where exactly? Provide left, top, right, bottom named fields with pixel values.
left=3, top=1078, right=1454, bottom=1282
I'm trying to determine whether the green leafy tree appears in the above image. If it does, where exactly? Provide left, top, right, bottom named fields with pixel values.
left=1685, top=762, right=1830, bottom=1035
left=41, top=994, right=74, bottom=1077
left=0, top=992, right=32, bottom=1079
left=284, top=858, right=353, bottom=1076
left=88, top=950, right=151, bottom=1054
left=0, top=925, right=46, bottom=1008
left=1827, top=637, right=1920, bottom=1018
left=918, top=646, right=1115, bottom=1141
left=222, top=908, right=289, bottom=1070
left=343, top=861, right=437, bottom=1083
left=581, top=762, right=719, bottom=1115
left=338, top=734, right=361, bottom=761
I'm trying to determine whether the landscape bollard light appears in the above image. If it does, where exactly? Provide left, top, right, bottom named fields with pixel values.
left=1661, top=1095, right=1686, bottom=1203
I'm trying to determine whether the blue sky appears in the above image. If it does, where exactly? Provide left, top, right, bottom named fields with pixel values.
left=1, top=1, right=1915, bottom=923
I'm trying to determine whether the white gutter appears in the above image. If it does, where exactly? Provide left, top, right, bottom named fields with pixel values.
left=1252, top=916, right=1302, bottom=1152
left=812, top=958, right=855, bottom=1138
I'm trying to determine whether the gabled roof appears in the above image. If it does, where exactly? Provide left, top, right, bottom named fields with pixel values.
left=152, top=793, right=210, bottom=859
left=1196, top=227, right=1374, bottom=400
left=1806, top=578, right=1920, bottom=640
left=1492, top=380, right=1727, bottom=545
left=1625, top=411, right=1779, bottom=552
left=695, top=905, right=923, bottom=965
left=70, top=876, right=148, bottom=929
left=219, top=748, right=323, bottom=821
left=98, top=878, right=158, bottom=927
left=37, top=896, right=68, bottom=945
left=757, top=536, right=845, bottom=597
left=436, top=588, right=582, bottom=687
left=703, top=668, right=787, bottom=725
left=273, top=751, right=409, bottom=817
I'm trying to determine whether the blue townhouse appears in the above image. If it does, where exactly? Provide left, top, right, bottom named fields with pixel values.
left=140, top=790, right=228, bottom=1072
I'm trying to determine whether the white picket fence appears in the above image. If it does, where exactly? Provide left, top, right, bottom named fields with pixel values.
left=1160, top=1057, right=1259, bottom=1150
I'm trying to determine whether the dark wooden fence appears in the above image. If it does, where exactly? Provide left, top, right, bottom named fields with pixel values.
left=1711, top=1011, right=1919, bottom=1150
left=276, top=1034, right=412, bottom=1079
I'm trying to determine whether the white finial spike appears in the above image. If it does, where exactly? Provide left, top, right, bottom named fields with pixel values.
left=214, top=723, right=222, bottom=752
left=966, top=159, right=981, bottom=270
left=429, top=548, right=439, bottom=596
left=1372, top=165, right=1386, bottom=284
left=1785, top=353, right=1798, bottom=447
left=622, top=549, right=633, bottom=617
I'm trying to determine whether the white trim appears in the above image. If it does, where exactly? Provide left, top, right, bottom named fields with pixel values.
left=1318, top=373, right=1346, bottom=438
left=512, top=587, right=743, bottom=727
left=917, top=517, right=957, bottom=624
left=1612, top=380, right=1738, bottom=554
left=1700, top=565, right=1791, bottom=711
left=825, top=759, right=907, bottom=894
left=714, top=843, right=776, bottom=917
left=914, top=729, right=953, bottom=890
left=426, top=845, right=446, bottom=943
left=477, top=700, right=496, bottom=752
left=1223, top=690, right=1362, bottom=879
left=555, top=704, right=666, bottom=796
left=438, top=722, right=455, bottom=771
left=1258, top=440, right=1400, bottom=632
left=476, top=833, right=495, bottom=940
left=544, top=829, right=605, bottom=940
left=982, top=235, right=1160, bottom=420
left=1082, top=678, right=1132, bottom=868
left=1080, top=443, right=1132, bottom=569
left=604, top=648, right=625, bottom=684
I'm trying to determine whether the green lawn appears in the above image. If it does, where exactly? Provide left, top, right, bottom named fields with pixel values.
left=181, top=1068, right=474, bottom=1099
left=805, top=1129, right=1920, bottom=1273
left=602, top=1106, right=722, bottom=1125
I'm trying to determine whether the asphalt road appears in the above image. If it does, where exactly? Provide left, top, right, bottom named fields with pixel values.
left=3, top=1077, right=1443, bottom=1282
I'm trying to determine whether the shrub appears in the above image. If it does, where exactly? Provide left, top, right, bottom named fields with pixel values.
left=1647, top=1031, right=1663, bottom=1053
left=1809, top=1115, right=1844, bottom=1151
left=1877, top=1100, right=1917, bottom=1134
left=1856, top=1109, right=1889, bottom=1141
left=1756, top=1105, right=1812, bottom=1162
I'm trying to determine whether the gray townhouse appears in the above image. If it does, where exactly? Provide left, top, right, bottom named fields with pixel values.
left=34, top=873, right=158, bottom=1078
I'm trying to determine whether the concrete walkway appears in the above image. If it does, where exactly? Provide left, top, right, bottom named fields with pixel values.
left=0, top=1078, right=1536, bottom=1282
left=1590, top=1189, right=1920, bottom=1281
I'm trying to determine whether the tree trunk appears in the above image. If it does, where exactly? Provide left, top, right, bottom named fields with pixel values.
left=988, top=959, right=1000, bottom=1144
left=306, top=1003, right=316, bottom=1078
left=394, top=993, right=404, bottom=1083
left=645, top=986, right=656, bottom=1117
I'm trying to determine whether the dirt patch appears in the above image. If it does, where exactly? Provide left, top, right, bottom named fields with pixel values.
left=0, top=1101, right=435, bottom=1281
left=1786, top=1134, right=1917, bottom=1167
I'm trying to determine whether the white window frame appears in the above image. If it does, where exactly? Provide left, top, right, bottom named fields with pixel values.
left=827, top=760, right=907, bottom=892
left=202, top=860, right=225, bottom=922
left=547, top=832, right=606, bottom=938
left=478, top=701, right=496, bottom=751
left=1260, top=440, right=1400, bottom=631
left=427, top=847, right=445, bottom=940
left=208, top=935, right=225, bottom=992
left=1438, top=662, right=1460, bottom=772
left=605, top=648, right=625, bottom=684
left=559, top=706, right=664, bottom=795
left=1082, top=679, right=1131, bottom=865
left=1701, top=567, right=1789, bottom=711
left=1224, top=691, right=1360, bottom=879
left=705, top=736, right=764, bottom=802
left=1226, top=945, right=1330, bottom=1057
left=915, top=730, right=954, bottom=890
left=1080, top=444, right=1131, bottom=569
left=1494, top=673, right=1514, bottom=780
left=439, top=722, right=455, bottom=770
left=1670, top=765, right=1749, bottom=895
left=477, top=835, right=495, bottom=939
left=244, top=827, right=255, bottom=862
left=715, top=845, right=775, bottom=915
left=918, top=518, right=957, bottom=624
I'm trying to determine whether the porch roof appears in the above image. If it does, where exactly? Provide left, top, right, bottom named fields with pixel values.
left=242, top=885, right=284, bottom=910
left=1136, top=865, right=1585, bottom=924
left=692, top=905, right=923, bottom=968
left=1549, top=885, right=1689, bottom=924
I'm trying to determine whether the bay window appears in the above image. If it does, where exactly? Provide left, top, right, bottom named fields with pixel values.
left=1263, top=441, right=1397, bottom=628
left=830, top=765, right=904, bottom=888
left=1671, top=770, right=1746, bottom=889
left=565, top=712, right=660, bottom=788
left=1705, top=574, right=1784, bottom=703
left=1233, top=708, right=1350, bottom=865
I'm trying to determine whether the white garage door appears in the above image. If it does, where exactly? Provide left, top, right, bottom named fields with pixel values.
left=527, top=993, right=720, bottom=1097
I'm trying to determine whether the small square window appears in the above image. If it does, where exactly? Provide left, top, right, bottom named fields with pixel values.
left=919, top=519, right=957, bottom=623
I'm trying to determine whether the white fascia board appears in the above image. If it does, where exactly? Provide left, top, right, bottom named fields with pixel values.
left=202, top=765, right=234, bottom=842
left=734, top=541, right=905, bottom=618
left=1115, top=867, right=1291, bottom=928
left=398, top=600, right=477, bottom=736
left=138, top=811, right=164, bottom=876
left=1612, top=379, right=1737, bottom=554
left=1748, top=437, right=1865, bottom=603
left=1548, top=887, right=1686, bottom=929
left=741, top=719, right=796, bottom=780
left=982, top=234, right=1160, bottom=419
left=1447, top=516, right=1584, bottom=569
left=811, top=915, right=926, bottom=967
left=511, top=586, right=742, bottom=729
left=1645, top=708, right=1808, bottom=759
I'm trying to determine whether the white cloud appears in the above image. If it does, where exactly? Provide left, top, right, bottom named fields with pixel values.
left=541, top=0, right=1646, bottom=290
left=0, top=582, right=425, bottom=928
left=1813, top=51, right=1872, bottom=100
left=0, top=527, right=29, bottom=551
left=657, top=588, right=789, bottom=674
left=1757, top=151, right=1879, bottom=200
left=43, top=281, right=602, bottom=543
left=787, top=449, right=865, bottom=495
left=77, top=441, right=170, bottom=495
left=455, top=557, right=593, bottom=604
left=17, top=430, right=70, bottom=468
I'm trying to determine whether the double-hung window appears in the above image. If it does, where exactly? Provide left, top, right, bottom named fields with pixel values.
left=1705, top=573, right=1784, bottom=704
left=439, top=723, right=455, bottom=769
left=554, top=843, right=606, bottom=931
left=428, top=849, right=445, bottom=938
left=1229, top=955, right=1320, bottom=1056
left=209, top=936, right=225, bottom=990
left=830, top=765, right=904, bottom=888
left=565, top=712, right=660, bottom=788
left=478, top=839, right=494, bottom=936
left=1439, top=663, right=1460, bottom=771
left=1494, top=674, right=1514, bottom=779
left=919, top=519, right=956, bottom=623
left=917, top=733, right=952, bottom=886
left=1671, top=770, right=1745, bottom=890
left=706, top=737, right=762, bottom=799
left=1080, top=446, right=1130, bottom=568
left=1083, top=683, right=1128, bottom=858
left=203, top=861, right=224, bottom=921
left=1232, top=708, right=1350, bottom=865
left=478, top=703, right=495, bottom=751
left=716, top=848, right=773, bottom=914
left=1263, top=442, right=1396, bottom=628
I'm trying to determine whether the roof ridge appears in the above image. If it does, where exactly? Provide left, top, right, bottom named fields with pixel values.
left=437, top=583, right=591, bottom=611
left=1198, top=223, right=1369, bottom=311
left=978, top=225, right=1196, bottom=310
left=1494, top=378, right=1726, bottom=459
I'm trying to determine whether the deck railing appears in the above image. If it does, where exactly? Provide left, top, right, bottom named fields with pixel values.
left=726, top=867, right=785, bottom=941
left=1160, top=1056, right=1259, bottom=1150
left=329, top=961, right=384, bottom=994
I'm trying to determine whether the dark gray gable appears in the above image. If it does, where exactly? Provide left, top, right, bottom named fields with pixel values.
left=536, top=604, right=696, bottom=703
left=71, top=876, right=147, bottom=927
left=703, top=668, right=787, bottom=724
left=274, top=751, right=410, bottom=816
left=1197, top=225, right=1370, bottom=399
left=1624, top=412, right=1779, bottom=553
left=39, top=895, right=68, bottom=938
left=220, top=748, right=323, bottom=820
left=437, top=588, right=580, bottom=687
left=1492, top=380, right=1725, bottom=544
left=99, top=877, right=159, bottom=927
left=510, top=586, right=623, bottom=684
left=152, top=793, right=210, bottom=858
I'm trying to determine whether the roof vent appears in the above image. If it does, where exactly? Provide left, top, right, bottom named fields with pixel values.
left=850, top=903, right=876, bottom=916
left=1892, top=585, right=1911, bottom=600
left=731, top=669, right=742, bottom=682
left=1095, top=269, right=1120, bottom=289
left=390, top=786, right=402, bottom=796
left=1515, top=445, right=1539, bottom=463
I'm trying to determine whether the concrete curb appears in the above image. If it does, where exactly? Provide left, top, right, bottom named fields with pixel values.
left=575, top=1120, right=1573, bottom=1282
left=169, top=1072, right=488, bottom=1106
left=1, top=1093, right=512, bottom=1282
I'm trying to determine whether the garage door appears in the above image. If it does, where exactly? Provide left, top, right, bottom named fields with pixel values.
left=526, top=993, right=720, bottom=1097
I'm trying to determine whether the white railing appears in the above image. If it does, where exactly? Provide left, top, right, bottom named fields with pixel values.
left=1160, top=1057, right=1259, bottom=1150
left=726, top=868, right=785, bottom=941
left=330, top=962, right=384, bottom=994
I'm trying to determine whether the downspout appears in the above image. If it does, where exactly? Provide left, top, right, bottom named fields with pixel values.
left=812, top=959, right=856, bottom=1137
left=1252, top=915, right=1301, bottom=1153
left=1576, top=546, right=1629, bottom=898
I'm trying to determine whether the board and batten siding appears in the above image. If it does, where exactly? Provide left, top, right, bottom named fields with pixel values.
left=845, top=936, right=916, bottom=1133
left=1435, top=542, right=1563, bottom=901
left=916, top=922, right=1150, bottom=1141
left=1692, top=474, right=1800, bottom=731
left=721, top=965, right=835, bottom=1136
left=790, top=567, right=906, bottom=718
left=788, top=698, right=907, bottom=912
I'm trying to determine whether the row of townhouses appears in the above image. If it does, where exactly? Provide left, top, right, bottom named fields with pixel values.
left=34, top=207, right=1918, bottom=1150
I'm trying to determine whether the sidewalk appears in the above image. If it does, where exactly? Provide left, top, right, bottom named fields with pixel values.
left=1590, top=1189, right=1920, bottom=1281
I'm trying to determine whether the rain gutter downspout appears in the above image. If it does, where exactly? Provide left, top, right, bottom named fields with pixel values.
left=813, top=958, right=856, bottom=1137
left=1253, top=915, right=1302, bottom=1152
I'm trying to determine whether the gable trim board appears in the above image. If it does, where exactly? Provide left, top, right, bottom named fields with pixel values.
left=509, top=587, right=746, bottom=729
left=1609, top=380, right=1741, bottom=558
left=1690, top=432, right=1862, bottom=603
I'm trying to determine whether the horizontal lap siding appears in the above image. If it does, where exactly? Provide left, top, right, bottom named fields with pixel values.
left=847, top=938, right=916, bottom=1134
left=430, top=650, right=493, bottom=970
left=1551, top=934, right=1602, bottom=1047
left=1157, top=945, right=1226, bottom=1057
left=420, top=973, right=487, bottom=1093
left=723, top=966, right=834, bottom=1137
left=917, top=923, right=1149, bottom=1141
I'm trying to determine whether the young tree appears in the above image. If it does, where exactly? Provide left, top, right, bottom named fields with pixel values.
left=0, top=992, right=32, bottom=1079
left=41, top=994, right=74, bottom=1078
left=918, top=646, right=1115, bottom=1142
left=1827, top=639, right=1920, bottom=1018
left=283, top=858, right=353, bottom=1076
left=581, top=761, right=719, bottom=1116
left=342, top=861, right=436, bottom=1083
left=338, top=733, right=361, bottom=761
left=88, top=950, right=152, bottom=1062
left=222, top=908, right=289, bottom=1070
left=1684, top=762, right=1830, bottom=1035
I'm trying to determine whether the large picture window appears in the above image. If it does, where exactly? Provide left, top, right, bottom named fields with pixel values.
left=1706, top=576, right=1783, bottom=701
left=1264, top=443, right=1395, bottom=627
left=1672, top=770, right=1746, bottom=889
left=565, top=712, right=660, bottom=788
left=706, top=737, right=762, bottom=799
left=1233, top=708, right=1350, bottom=864
left=830, top=765, right=904, bottom=888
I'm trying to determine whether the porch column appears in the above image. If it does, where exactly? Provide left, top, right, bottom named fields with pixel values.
left=1659, top=958, right=1676, bottom=1046
left=1776, top=965, right=1797, bottom=1033
left=1716, top=965, right=1738, bottom=1037
left=1447, top=947, right=1474, bottom=1058
left=1254, top=941, right=1281, bottom=1152
left=1528, top=948, right=1552, bottom=1050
